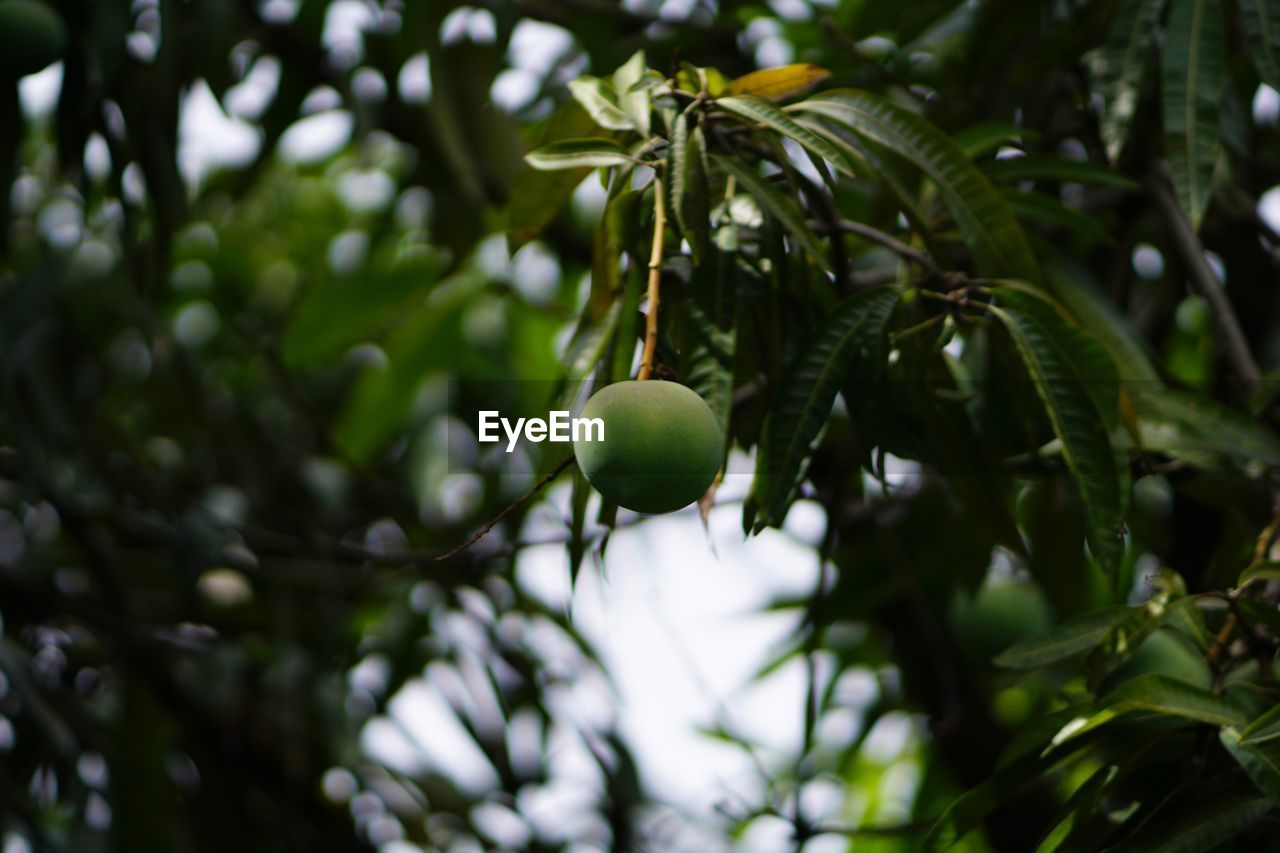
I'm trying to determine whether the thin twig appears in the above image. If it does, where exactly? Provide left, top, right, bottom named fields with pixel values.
left=638, top=178, right=667, bottom=381
left=1147, top=178, right=1262, bottom=390
left=435, top=456, right=575, bottom=561
left=810, top=218, right=940, bottom=275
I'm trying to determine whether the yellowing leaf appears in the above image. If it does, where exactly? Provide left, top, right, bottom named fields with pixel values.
left=726, top=64, right=831, bottom=102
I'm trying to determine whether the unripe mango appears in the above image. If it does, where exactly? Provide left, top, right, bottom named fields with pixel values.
left=573, top=380, right=722, bottom=514
left=0, top=0, right=67, bottom=76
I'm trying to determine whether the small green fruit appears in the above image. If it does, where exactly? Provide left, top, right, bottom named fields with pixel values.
left=1101, top=628, right=1212, bottom=694
left=572, top=380, right=722, bottom=514
left=0, top=0, right=67, bottom=76
left=953, top=581, right=1053, bottom=665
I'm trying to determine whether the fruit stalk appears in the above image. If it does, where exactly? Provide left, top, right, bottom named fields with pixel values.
left=637, top=178, right=666, bottom=381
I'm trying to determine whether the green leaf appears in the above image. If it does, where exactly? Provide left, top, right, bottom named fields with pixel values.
left=1239, top=560, right=1280, bottom=588
left=1241, top=0, right=1280, bottom=91
left=1240, top=702, right=1280, bottom=746
left=282, top=260, right=447, bottom=368
left=525, top=138, right=636, bottom=170
left=793, top=90, right=1038, bottom=279
left=669, top=116, right=711, bottom=263
left=1045, top=261, right=1161, bottom=383
left=984, top=155, right=1138, bottom=188
left=1001, top=188, right=1113, bottom=244
left=747, top=288, right=900, bottom=532
left=1087, top=0, right=1167, bottom=163
left=717, top=95, right=854, bottom=176
left=995, top=606, right=1131, bottom=668
left=988, top=287, right=1128, bottom=571
left=1053, top=675, right=1247, bottom=748
left=710, top=153, right=828, bottom=265
left=683, top=249, right=738, bottom=457
left=1162, top=0, right=1226, bottom=230
left=1128, top=386, right=1280, bottom=468
left=953, top=121, right=1028, bottom=159
left=568, top=77, right=636, bottom=131
left=1221, top=725, right=1280, bottom=806
left=611, top=51, right=651, bottom=136
left=506, top=99, right=612, bottom=252
left=1107, top=786, right=1270, bottom=852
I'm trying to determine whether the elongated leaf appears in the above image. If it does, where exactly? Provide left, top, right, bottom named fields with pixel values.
left=1239, top=560, right=1280, bottom=588
left=988, top=287, right=1128, bottom=571
left=683, top=249, right=737, bottom=460
left=611, top=51, right=651, bottom=136
left=525, top=138, right=635, bottom=170
left=995, top=606, right=1131, bottom=668
left=710, top=153, right=828, bottom=264
left=1087, top=0, right=1167, bottom=163
left=1241, top=0, right=1280, bottom=90
left=669, top=116, right=711, bottom=262
left=1046, top=261, right=1161, bottom=383
left=1221, top=726, right=1280, bottom=806
left=793, top=90, right=1038, bottom=279
left=1001, top=188, right=1113, bottom=244
left=1054, top=675, right=1247, bottom=749
left=282, top=260, right=447, bottom=367
left=507, top=100, right=612, bottom=251
left=1162, top=0, right=1226, bottom=230
left=726, top=64, right=831, bottom=101
left=1129, top=386, right=1280, bottom=468
left=717, top=95, right=853, bottom=176
left=1108, top=787, right=1270, bottom=852
left=747, top=288, right=900, bottom=532
left=953, top=121, right=1028, bottom=158
left=1241, top=702, right=1280, bottom=746
left=984, top=155, right=1138, bottom=188
left=568, top=77, right=635, bottom=131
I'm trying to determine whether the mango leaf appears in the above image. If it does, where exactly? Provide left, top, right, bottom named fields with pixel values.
left=1221, top=725, right=1280, bottom=806
left=710, top=153, right=828, bottom=265
left=1162, top=0, right=1226, bottom=230
left=611, top=50, right=651, bottom=136
left=1107, top=786, right=1270, bottom=852
left=746, top=288, right=900, bottom=532
left=988, top=287, right=1128, bottom=571
left=282, top=259, right=447, bottom=368
left=669, top=115, right=711, bottom=262
left=1087, top=0, right=1167, bottom=163
left=793, top=90, right=1038, bottom=279
left=716, top=95, right=853, bottom=175
left=683, top=248, right=738, bottom=456
left=1052, top=675, right=1247, bottom=750
left=333, top=273, right=481, bottom=461
left=725, top=63, right=831, bottom=101
left=568, top=77, right=636, bottom=131
left=1241, top=0, right=1280, bottom=91
left=1001, top=188, right=1113, bottom=244
left=1128, top=386, right=1280, bottom=468
left=984, top=155, right=1138, bottom=188
left=995, top=606, right=1131, bottom=669
left=506, top=100, right=612, bottom=252
left=1045, top=261, right=1160, bottom=383
left=525, top=138, right=636, bottom=170
left=953, top=121, right=1028, bottom=159
left=1241, top=703, right=1280, bottom=746
left=1238, top=560, right=1280, bottom=588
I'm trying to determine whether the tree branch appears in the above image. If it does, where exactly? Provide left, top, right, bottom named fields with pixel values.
left=638, top=178, right=668, bottom=381
left=435, top=456, right=576, bottom=561
left=1147, top=178, right=1262, bottom=390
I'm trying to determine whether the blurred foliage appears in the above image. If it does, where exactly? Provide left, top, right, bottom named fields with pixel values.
left=3, top=0, right=1280, bottom=851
